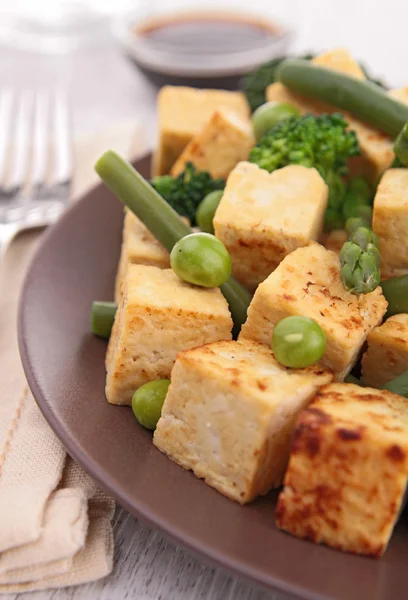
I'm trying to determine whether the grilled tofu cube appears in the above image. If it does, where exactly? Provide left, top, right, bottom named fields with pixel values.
left=170, top=110, right=254, bottom=179
left=373, top=169, right=408, bottom=279
left=154, top=339, right=333, bottom=503
left=266, top=48, right=394, bottom=182
left=239, top=244, right=387, bottom=379
left=114, top=211, right=170, bottom=302
left=362, top=314, right=408, bottom=387
left=276, top=383, right=408, bottom=557
left=213, top=162, right=328, bottom=292
left=106, top=265, right=233, bottom=405
left=152, top=86, right=250, bottom=176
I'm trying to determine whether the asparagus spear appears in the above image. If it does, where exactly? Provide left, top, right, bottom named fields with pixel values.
left=339, top=217, right=381, bottom=294
left=91, top=301, right=117, bottom=339
left=94, top=151, right=252, bottom=332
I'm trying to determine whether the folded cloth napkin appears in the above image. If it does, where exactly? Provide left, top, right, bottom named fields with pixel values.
left=0, top=122, right=146, bottom=592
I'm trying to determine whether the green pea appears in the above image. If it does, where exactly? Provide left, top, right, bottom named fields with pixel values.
left=347, top=176, right=372, bottom=201
left=170, top=232, right=231, bottom=288
left=272, top=316, right=327, bottom=368
left=132, top=380, right=170, bottom=430
left=196, top=190, right=223, bottom=234
left=251, top=102, right=300, bottom=142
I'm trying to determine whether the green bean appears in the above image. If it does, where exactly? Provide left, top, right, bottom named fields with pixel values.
left=94, top=151, right=252, bottom=331
left=277, top=59, right=408, bottom=137
left=380, top=275, right=408, bottom=317
left=91, top=301, right=117, bottom=339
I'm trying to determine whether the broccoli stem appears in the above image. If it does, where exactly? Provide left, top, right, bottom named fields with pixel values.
left=95, top=151, right=252, bottom=332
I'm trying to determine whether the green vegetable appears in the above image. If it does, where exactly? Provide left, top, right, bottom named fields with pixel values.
left=94, top=151, right=252, bottom=331
left=339, top=224, right=381, bottom=294
left=240, top=54, right=384, bottom=113
left=348, top=176, right=373, bottom=201
left=382, top=370, right=408, bottom=398
left=91, top=301, right=117, bottom=339
left=345, top=374, right=365, bottom=386
left=345, top=213, right=372, bottom=237
left=251, top=101, right=300, bottom=142
left=170, top=233, right=231, bottom=288
left=271, top=316, right=327, bottom=368
left=341, top=176, right=373, bottom=223
left=132, top=379, right=170, bottom=430
left=277, top=59, right=408, bottom=137
left=196, top=190, right=223, bottom=234
left=394, top=121, right=408, bottom=166
left=241, top=57, right=285, bottom=112
left=249, top=113, right=359, bottom=230
left=151, top=162, right=225, bottom=225
left=380, top=275, right=408, bottom=317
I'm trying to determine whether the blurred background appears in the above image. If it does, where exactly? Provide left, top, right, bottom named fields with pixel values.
left=0, top=0, right=405, bottom=147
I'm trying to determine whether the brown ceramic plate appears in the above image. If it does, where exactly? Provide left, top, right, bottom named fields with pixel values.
left=19, top=154, right=408, bottom=600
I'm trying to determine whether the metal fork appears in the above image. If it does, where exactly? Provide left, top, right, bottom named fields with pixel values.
left=0, top=89, right=72, bottom=257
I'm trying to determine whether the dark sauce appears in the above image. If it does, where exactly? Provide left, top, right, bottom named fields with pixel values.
left=130, top=11, right=285, bottom=90
left=137, top=12, right=280, bottom=55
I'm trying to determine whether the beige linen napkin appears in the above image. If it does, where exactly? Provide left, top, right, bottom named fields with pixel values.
left=0, top=121, right=146, bottom=592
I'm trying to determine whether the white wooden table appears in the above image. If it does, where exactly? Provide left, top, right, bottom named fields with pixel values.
left=1, top=1, right=408, bottom=597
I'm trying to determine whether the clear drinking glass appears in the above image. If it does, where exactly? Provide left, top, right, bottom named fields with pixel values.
left=0, top=0, right=139, bottom=53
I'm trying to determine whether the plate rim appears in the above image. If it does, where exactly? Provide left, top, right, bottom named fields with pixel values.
left=17, top=153, right=377, bottom=600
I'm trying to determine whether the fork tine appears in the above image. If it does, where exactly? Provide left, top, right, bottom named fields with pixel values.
left=0, top=89, right=15, bottom=187
left=8, top=90, right=34, bottom=193
left=31, top=90, right=50, bottom=189
left=52, top=91, right=72, bottom=187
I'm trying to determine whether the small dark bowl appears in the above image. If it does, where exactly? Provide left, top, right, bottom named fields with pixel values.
left=114, top=9, right=293, bottom=90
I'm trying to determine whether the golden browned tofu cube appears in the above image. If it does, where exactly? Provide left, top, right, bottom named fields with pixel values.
left=106, top=265, right=233, bottom=405
left=114, top=211, right=170, bottom=302
left=266, top=48, right=394, bottom=182
left=362, top=314, right=408, bottom=387
left=373, top=169, right=408, bottom=278
left=213, top=162, right=328, bottom=292
left=276, top=383, right=408, bottom=557
left=170, top=110, right=254, bottom=179
left=154, top=339, right=332, bottom=504
left=152, top=86, right=250, bottom=176
left=239, top=244, right=387, bottom=380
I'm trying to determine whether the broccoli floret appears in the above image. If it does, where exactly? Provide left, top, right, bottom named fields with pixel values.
left=241, top=54, right=313, bottom=112
left=249, top=113, right=360, bottom=231
left=151, top=162, right=225, bottom=225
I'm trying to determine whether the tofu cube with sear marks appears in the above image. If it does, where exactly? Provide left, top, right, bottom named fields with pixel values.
left=170, top=110, right=255, bottom=180
left=106, top=265, right=233, bottom=405
left=154, top=339, right=333, bottom=504
left=152, top=86, right=250, bottom=176
left=373, top=169, right=408, bottom=279
left=213, top=162, right=328, bottom=292
left=276, top=383, right=408, bottom=557
left=266, top=48, right=396, bottom=182
left=239, top=244, right=387, bottom=380
left=114, top=211, right=170, bottom=302
left=362, top=314, right=408, bottom=388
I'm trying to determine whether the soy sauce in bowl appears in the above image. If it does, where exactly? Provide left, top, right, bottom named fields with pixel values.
left=116, top=10, right=292, bottom=89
